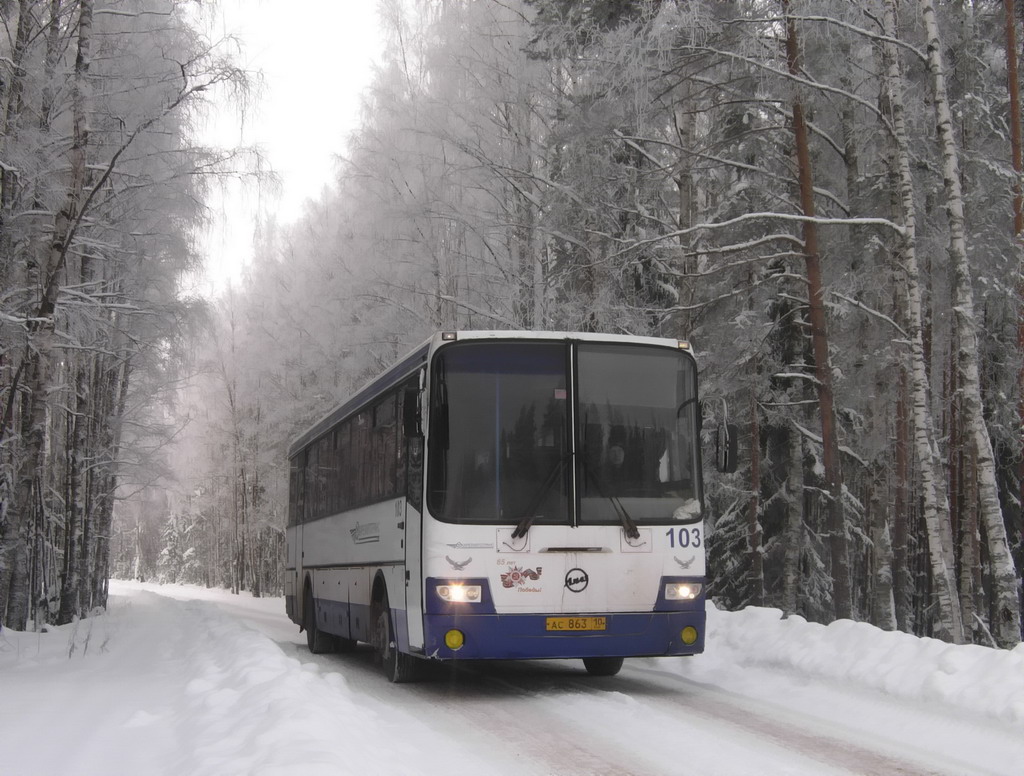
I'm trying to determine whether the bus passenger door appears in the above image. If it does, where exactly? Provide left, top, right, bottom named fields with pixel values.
left=404, top=434, right=425, bottom=650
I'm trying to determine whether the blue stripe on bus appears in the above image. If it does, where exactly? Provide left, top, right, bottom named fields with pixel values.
left=421, top=610, right=705, bottom=660
left=305, top=591, right=705, bottom=660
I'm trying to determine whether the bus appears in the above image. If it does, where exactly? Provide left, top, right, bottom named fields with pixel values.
left=285, top=330, right=736, bottom=682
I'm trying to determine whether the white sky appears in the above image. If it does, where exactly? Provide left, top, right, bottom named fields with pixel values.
left=194, top=0, right=385, bottom=294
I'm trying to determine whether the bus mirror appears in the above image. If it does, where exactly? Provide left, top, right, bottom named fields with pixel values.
left=403, top=387, right=422, bottom=437
left=716, top=422, right=738, bottom=473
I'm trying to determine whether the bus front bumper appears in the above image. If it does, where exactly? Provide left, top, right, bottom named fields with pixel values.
left=421, top=610, right=706, bottom=660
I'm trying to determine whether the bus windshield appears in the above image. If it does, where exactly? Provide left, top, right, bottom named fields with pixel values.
left=426, top=339, right=700, bottom=526
left=427, top=342, right=569, bottom=524
left=577, top=343, right=700, bottom=525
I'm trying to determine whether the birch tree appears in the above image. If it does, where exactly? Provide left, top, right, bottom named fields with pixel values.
left=0, top=0, right=251, bottom=630
left=877, top=0, right=964, bottom=643
left=916, top=0, right=1020, bottom=647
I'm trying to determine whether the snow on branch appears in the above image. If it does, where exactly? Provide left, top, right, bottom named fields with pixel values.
left=830, top=291, right=907, bottom=338
left=602, top=211, right=905, bottom=263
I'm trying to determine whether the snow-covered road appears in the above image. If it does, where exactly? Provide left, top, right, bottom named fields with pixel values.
left=2, top=581, right=1021, bottom=775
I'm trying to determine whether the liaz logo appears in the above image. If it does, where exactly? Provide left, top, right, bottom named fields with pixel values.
left=501, top=565, right=542, bottom=588
left=565, top=568, right=589, bottom=592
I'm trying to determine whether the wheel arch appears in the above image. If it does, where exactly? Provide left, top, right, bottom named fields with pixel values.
left=371, top=570, right=389, bottom=613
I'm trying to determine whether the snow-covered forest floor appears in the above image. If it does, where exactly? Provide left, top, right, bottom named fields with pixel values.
left=1, top=581, right=1021, bottom=776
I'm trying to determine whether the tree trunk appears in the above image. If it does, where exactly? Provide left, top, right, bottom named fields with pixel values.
left=748, top=388, right=764, bottom=606
left=1003, top=0, right=1024, bottom=624
left=880, top=0, right=965, bottom=644
left=870, top=464, right=896, bottom=630
left=57, top=357, right=89, bottom=625
left=781, top=422, right=804, bottom=617
left=918, top=0, right=1021, bottom=647
left=782, top=0, right=852, bottom=621
left=892, top=367, right=913, bottom=632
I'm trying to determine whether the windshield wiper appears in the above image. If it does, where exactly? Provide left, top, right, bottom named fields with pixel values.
left=584, top=465, right=640, bottom=540
left=511, top=453, right=570, bottom=540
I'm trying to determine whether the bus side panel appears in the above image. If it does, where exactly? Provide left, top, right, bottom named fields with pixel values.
left=285, top=523, right=300, bottom=625
left=311, top=568, right=348, bottom=637
left=379, top=564, right=411, bottom=652
left=300, top=500, right=404, bottom=643
left=348, top=565, right=372, bottom=642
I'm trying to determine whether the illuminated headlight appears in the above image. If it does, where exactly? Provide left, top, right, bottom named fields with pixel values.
left=665, top=583, right=702, bottom=601
left=436, top=584, right=482, bottom=603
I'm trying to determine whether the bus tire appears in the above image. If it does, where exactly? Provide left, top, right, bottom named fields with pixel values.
left=582, top=656, right=624, bottom=676
left=304, top=585, right=336, bottom=655
left=375, top=590, right=421, bottom=683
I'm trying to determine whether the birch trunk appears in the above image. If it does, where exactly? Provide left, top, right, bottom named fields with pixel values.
left=960, top=445, right=979, bottom=641
left=892, top=368, right=913, bottom=632
left=880, top=0, right=964, bottom=643
left=1004, top=0, right=1024, bottom=607
left=918, top=0, right=1021, bottom=647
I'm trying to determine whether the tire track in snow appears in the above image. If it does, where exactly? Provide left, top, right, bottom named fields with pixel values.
left=298, top=651, right=650, bottom=776
left=620, top=663, right=977, bottom=776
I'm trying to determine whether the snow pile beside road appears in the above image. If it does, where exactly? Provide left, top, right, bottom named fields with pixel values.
left=703, top=603, right=1024, bottom=726
left=167, top=597, right=420, bottom=776
left=0, top=587, right=492, bottom=776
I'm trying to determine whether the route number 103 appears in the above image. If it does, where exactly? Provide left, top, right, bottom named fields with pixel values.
left=666, top=527, right=701, bottom=548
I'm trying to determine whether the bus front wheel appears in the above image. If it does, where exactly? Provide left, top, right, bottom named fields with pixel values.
left=374, top=590, right=422, bottom=683
left=583, top=656, right=624, bottom=677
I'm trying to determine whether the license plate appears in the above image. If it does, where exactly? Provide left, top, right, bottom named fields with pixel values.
left=545, top=616, right=607, bottom=632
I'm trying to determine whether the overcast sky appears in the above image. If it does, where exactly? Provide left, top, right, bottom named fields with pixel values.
left=195, top=0, right=385, bottom=293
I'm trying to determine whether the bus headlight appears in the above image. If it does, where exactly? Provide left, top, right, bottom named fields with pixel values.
left=665, top=583, right=702, bottom=601
left=436, top=584, right=482, bottom=603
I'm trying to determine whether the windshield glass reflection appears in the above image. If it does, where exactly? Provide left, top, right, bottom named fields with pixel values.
left=427, top=342, right=569, bottom=524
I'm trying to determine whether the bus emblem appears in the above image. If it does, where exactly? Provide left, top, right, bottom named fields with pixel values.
left=350, top=523, right=380, bottom=544
left=564, top=568, right=589, bottom=592
left=501, top=566, right=542, bottom=588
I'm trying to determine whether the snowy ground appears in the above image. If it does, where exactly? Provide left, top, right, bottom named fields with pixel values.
left=2, top=581, right=1022, bottom=776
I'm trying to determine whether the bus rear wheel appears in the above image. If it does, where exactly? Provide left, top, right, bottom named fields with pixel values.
left=375, top=590, right=422, bottom=683
left=304, top=585, right=337, bottom=655
left=583, top=656, right=624, bottom=676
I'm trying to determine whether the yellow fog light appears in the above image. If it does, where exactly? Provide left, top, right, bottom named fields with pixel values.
left=444, top=629, right=465, bottom=650
left=681, top=626, right=699, bottom=645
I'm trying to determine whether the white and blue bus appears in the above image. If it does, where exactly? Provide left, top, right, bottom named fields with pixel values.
left=285, top=330, right=736, bottom=681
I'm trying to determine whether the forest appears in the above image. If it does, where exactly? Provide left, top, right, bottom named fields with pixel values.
left=0, top=0, right=1021, bottom=650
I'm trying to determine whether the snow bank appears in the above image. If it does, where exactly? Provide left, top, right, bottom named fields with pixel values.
left=702, top=603, right=1024, bottom=727
left=0, top=586, right=492, bottom=776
